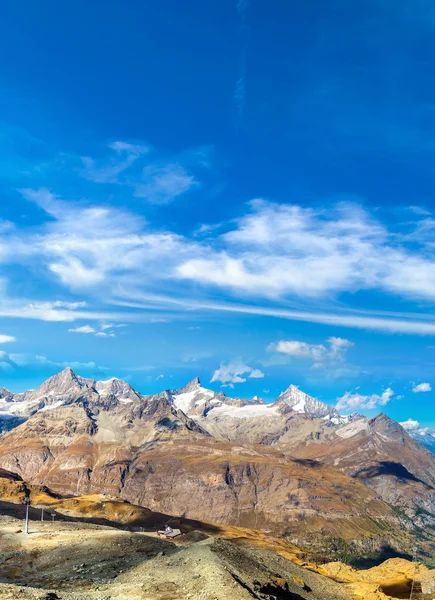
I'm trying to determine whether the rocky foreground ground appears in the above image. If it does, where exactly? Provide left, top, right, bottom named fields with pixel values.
left=0, top=510, right=434, bottom=600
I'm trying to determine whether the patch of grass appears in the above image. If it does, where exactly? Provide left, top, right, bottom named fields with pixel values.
left=414, top=505, right=435, bottom=519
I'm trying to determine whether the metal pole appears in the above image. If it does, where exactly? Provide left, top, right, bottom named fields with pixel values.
left=409, top=546, right=418, bottom=600
left=25, top=502, right=29, bottom=535
left=41, top=507, right=44, bottom=521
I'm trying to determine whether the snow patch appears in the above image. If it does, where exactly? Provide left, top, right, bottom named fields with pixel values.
left=172, top=387, right=214, bottom=413
left=209, top=404, right=279, bottom=419
left=39, top=400, right=64, bottom=412
left=336, top=419, right=368, bottom=439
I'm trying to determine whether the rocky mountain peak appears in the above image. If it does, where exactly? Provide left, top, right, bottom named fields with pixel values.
left=42, top=366, right=90, bottom=392
left=176, top=377, right=201, bottom=394
left=0, top=387, right=14, bottom=401
left=369, top=412, right=408, bottom=440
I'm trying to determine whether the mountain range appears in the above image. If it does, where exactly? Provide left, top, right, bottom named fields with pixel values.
left=0, top=367, right=434, bottom=562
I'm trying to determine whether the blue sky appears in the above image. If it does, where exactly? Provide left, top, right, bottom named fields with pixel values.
left=0, top=0, right=435, bottom=430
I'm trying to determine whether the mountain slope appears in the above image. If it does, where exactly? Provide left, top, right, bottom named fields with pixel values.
left=407, top=429, right=435, bottom=453
left=0, top=372, right=410, bottom=555
left=290, top=413, right=435, bottom=522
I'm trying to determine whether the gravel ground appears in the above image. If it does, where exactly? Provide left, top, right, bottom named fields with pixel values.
left=0, top=515, right=356, bottom=600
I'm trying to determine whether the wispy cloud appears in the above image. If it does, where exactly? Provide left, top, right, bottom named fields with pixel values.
left=133, top=163, right=198, bottom=204
left=177, top=200, right=435, bottom=301
left=81, top=141, right=150, bottom=183
left=80, top=141, right=199, bottom=204
left=68, top=323, right=118, bottom=337
left=211, top=360, right=264, bottom=386
left=0, top=335, right=16, bottom=343
left=68, top=325, right=95, bottom=334
left=3, top=182, right=435, bottom=337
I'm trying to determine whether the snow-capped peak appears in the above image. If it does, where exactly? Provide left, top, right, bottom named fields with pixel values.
left=170, top=378, right=216, bottom=414
left=276, top=384, right=339, bottom=418
left=251, top=395, right=265, bottom=405
left=95, top=377, right=142, bottom=403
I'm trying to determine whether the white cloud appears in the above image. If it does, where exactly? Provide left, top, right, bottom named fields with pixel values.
left=249, top=368, right=265, bottom=379
left=17, top=188, right=196, bottom=295
left=0, top=286, right=104, bottom=323
left=37, top=301, right=87, bottom=310
left=4, top=185, right=435, bottom=338
left=400, top=418, right=435, bottom=437
left=0, top=335, right=16, bottom=343
left=210, top=361, right=265, bottom=385
left=68, top=325, right=95, bottom=334
left=177, top=200, right=435, bottom=303
left=412, top=382, right=432, bottom=393
left=267, top=336, right=356, bottom=379
left=156, top=374, right=164, bottom=380
left=267, top=340, right=327, bottom=360
left=68, top=322, right=119, bottom=337
left=328, top=336, right=354, bottom=356
left=400, top=418, right=420, bottom=431
left=336, top=387, right=394, bottom=411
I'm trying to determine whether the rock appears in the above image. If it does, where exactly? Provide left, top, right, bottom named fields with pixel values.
left=422, top=569, right=435, bottom=594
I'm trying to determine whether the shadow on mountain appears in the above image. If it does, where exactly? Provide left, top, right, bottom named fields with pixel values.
left=348, top=545, right=413, bottom=569
left=353, top=461, right=431, bottom=487
left=0, top=498, right=223, bottom=536
left=156, top=416, right=180, bottom=430
left=291, top=458, right=322, bottom=468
